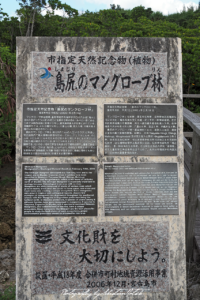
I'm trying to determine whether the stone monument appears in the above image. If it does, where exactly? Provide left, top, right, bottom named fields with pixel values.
left=16, top=37, right=186, bottom=299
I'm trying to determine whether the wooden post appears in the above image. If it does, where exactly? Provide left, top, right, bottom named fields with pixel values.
left=186, top=130, right=200, bottom=261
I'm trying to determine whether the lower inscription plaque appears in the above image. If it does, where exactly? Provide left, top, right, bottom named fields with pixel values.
left=32, top=222, right=169, bottom=294
left=22, top=164, right=97, bottom=216
left=104, top=163, right=178, bottom=215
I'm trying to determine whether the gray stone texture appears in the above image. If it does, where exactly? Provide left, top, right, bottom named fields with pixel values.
left=0, top=249, right=15, bottom=291
left=16, top=37, right=186, bottom=300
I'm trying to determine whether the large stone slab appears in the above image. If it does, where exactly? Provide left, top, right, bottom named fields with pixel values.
left=16, top=37, right=186, bottom=300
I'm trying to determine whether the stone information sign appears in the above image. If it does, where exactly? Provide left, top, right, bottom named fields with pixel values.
left=22, top=164, right=97, bottom=216
left=104, top=104, right=177, bottom=156
left=32, top=222, right=169, bottom=294
left=16, top=37, right=186, bottom=299
left=32, top=52, right=167, bottom=98
left=22, top=104, right=97, bottom=156
left=104, top=163, right=178, bottom=216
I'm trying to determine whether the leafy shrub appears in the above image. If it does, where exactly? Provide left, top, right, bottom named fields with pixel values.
left=0, top=284, right=15, bottom=300
left=0, top=46, right=16, bottom=166
left=0, top=174, right=15, bottom=186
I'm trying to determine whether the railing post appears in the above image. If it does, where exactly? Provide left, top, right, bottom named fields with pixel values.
left=186, top=130, right=200, bottom=261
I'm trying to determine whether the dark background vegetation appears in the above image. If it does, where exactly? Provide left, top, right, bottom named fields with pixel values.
left=0, top=0, right=200, bottom=168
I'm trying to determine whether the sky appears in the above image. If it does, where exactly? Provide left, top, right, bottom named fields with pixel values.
left=1, top=0, right=200, bottom=17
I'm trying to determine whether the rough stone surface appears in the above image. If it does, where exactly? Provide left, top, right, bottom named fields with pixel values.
left=0, top=270, right=9, bottom=283
left=16, top=37, right=186, bottom=299
left=0, top=223, right=13, bottom=238
left=0, top=249, right=15, bottom=292
left=0, top=249, right=15, bottom=271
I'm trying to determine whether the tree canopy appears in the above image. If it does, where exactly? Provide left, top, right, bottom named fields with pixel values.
left=1, top=2, right=200, bottom=98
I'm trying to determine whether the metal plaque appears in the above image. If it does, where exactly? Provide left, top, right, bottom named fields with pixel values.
left=22, top=164, right=97, bottom=216
left=104, top=163, right=178, bottom=216
left=32, top=52, right=167, bottom=98
left=32, top=222, right=169, bottom=294
left=104, top=104, right=177, bottom=156
left=22, top=104, right=97, bottom=156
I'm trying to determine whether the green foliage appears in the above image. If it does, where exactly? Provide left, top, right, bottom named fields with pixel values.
left=149, top=11, right=165, bottom=22
left=0, top=4, right=8, bottom=20
left=0, top=111, right=16, bottom=166
left=165, top=4, right=200, bottom=28
left=131, top=6, right=153, bottom=22
left=15, top=0, right=78, bottom=37
left=0, top=174, right=15, bottom=187
left=0, top=46, right=16, bottom=166
left=110, top=4, right=122, bottom=10
left=0, top=284, right=15, bottom=300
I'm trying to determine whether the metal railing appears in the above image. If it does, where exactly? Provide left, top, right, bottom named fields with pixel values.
left=183, top=102, right=200, bottom=261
